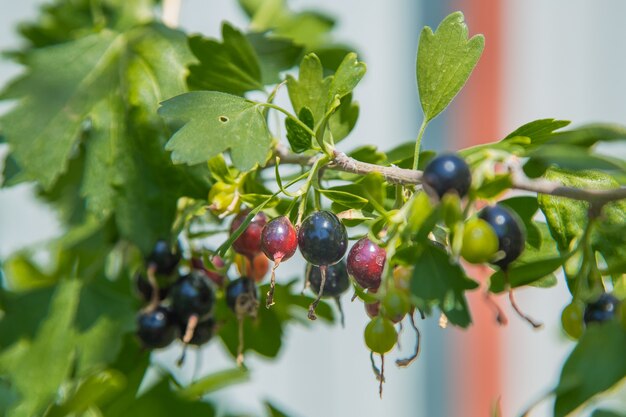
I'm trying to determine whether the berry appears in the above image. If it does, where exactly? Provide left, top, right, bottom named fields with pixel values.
left=347, top=237, right=386, bottom=290
left=297, top=211, right=348, bottom=267
left=137, top=306, right=178, bottom=349
left=307, top=260, right=350, bottom=297
left=230, top=210, right=268, bottom=258
left=381, top=289, right=410, bottom=322
left=134, top=272, right=172, bottom=302
left=146, top=239, right=181, bottom=275
left=422, top=154, right=471, bottom=199
left=170, top=271, right=215, bottom=322
left=261, top=216, right=298, bottom=264
left=191, top=255, right=226, bottom=286
left=181, top=318, right=215, bottom=346
left=584, top=293, right=620, bottom=325
left=364, top=316, right=397, bottom=354
left=561, top=302, right=584, bottom=339
left=461, top=218, right=499, bottom=264
left=238, top=253, right=270, bottom=283
left=479, top=205, right=525, bottom=268
left=226, top=277, right=258, bottom=314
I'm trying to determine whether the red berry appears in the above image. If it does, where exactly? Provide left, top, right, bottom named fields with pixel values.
left=347, top=237, right=386, bottom=290
left=230, top=210, right=268, bottom=258
left=261, top=216, right=298, bottom=264
left=191, top=255, right=226, bottom=286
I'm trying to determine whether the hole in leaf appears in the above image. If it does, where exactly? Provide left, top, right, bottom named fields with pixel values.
left=219, top=116, right=229, bottom=123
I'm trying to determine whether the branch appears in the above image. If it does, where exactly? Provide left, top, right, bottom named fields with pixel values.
left=274, top=145, right=626, bottom=204
left=509, top=163, right=626, bottom=205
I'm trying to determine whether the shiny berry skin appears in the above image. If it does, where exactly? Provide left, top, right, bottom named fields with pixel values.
left=298, top=211, right=348, bottom=267
left=347, top=237, right=386, bottom=290
left=261, top=216, right=298, bottom=263
left=146, top=239, right=181, bottom=275
left=461, top=218, right=499, bottom=264
left=170, top=271, right=215, bottom=321
left=364, top=316, right=397, bottom=354
left=181, top=318, right=215, bottom=346
left=584, top=293, right=621, bottom=325
left=306, top=260, right=350, bottom=297
left=479, top=205, right=525, bottom=269
left=230, top=210, right=268, bottom=258
left=422, top=154, right=471, bottom=199
left=137, top=306, right=178, bottom=349
left=226, top=277, right=258, bottom=312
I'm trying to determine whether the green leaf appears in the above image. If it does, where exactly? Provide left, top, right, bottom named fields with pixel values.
left=410, top=243, right=478, bottom=327
left=0, top=32, right=123, bottom=189
left=545, top=123, right=626, bottom=147
left=246, top=32, right=304, bottom=85
left=591, top=410, right=626, bottom=417
left=504, top=118, right=570, bottom=143
left=416, top=12, right=485, bottom=122
left=525, top=144, right=626, bottom=175
left=1, top=253, right=56, bottom=291
left=285, top=107, right=314, bottom=153
left=187, top=23, right=264, bottom=95
left=328, top=92, right=360, bottom=142
left=554, top=322, right=626, bottom=417
left=160, top=91, right=272, bottom=171
left=489, top=256, right=565, bottom=293
left=179, top=368, right=249, bottom=399
left=319, top=189, right=368, bottom=209
left=0, top=280, right=81, bottom=417
left=328, top=52, right=366, bottom=102
left=287, top=53, right=332, bottom=124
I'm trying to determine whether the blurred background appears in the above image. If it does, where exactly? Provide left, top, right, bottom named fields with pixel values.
left=1, top=1, right=625, bottom=416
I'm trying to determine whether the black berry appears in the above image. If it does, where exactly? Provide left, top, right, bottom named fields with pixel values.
left=347, top=237, right=386, bottom=290
left=226, top=277, right=258, bottom=313
left=307, top=260, right=350, bottom=297
left=170, top=271, right=215, bottom=321
left=584, top=293, right=620, bottom=325
left=297, top=211, right=348, bottom=267
left=230, top=210, right=268, bottom=258
left=479, top=204, right=525, bottom=269
left=137, top=306, right=178, bottom=349
left=134, top=272, right=173, bottom=303
left=422, top=154, right=471, bottom=199
left=181, top=317, right=215, bottom=346
left=146, top=239, right=181, bottom=275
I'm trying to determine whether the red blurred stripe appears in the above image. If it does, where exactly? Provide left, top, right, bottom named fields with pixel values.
left=450, top=0, right=504, bottom=416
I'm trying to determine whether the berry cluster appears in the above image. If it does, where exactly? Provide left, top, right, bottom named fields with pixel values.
left=136, top=240, right=216, bottom=353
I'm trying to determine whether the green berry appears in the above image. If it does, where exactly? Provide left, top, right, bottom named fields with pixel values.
left=364, top=316, right=397, bottom=354
left=461, top=218, right=499, bottom=264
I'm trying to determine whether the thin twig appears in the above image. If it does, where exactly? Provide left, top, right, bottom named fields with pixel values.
left=273, top=146, right=626, bottom=204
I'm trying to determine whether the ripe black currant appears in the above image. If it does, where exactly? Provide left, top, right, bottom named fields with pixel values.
left=230, top=209, right=268, bottom=258
left=422, top=154, right=471, bottom=199
left=261, top=216, right=298, bottom=307
left=297, top=211, right=348, bottom=267
left=347, top=237, right=386, bottom=290
left=146, top=239, right=181, bottom=275
left=170, top=271, right=215, bottom=322
left=478, top=204, right=525, bottom=269
left=226, top=277, right=259, bottom=315
left=136, top=306, right=178, bottom=349
left=584, top=293, right=620, bottom=325
left=306, top=260, right=350, bottom=298
left=181, top=317, right=215, bottom=346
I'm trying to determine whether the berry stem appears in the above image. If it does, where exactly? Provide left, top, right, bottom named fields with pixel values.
left=182, top=314, right=199, bottom=344
left=505, top=270, right=543, bottom=329
left=483, top=290, right=509, bottom=326
left=369, top=351, right=384, bottom=383
left=412, top=118, right=429, bottom=171
left=307, top=265, right=327, bottom=320
left=333, top=297, right=345, bottom=328
left=146, top=264, right=160, bottom=311
left=379, top=354, right=385, bottom=399
left=395, top=312, right=421, bottom=368
left=266, top=258, right=282, bottom=308
left=236, top=317, right=245, bottom=367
